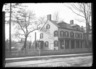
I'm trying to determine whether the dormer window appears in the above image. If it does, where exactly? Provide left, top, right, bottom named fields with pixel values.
left=46, top=24, right=50, bottom=29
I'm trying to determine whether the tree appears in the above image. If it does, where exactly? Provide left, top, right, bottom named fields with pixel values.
left=53, top=12, right=59, bottom=22
left=66, top=3, right=91, bottom=39
left=14, top=10, right=41, bottom=52
left=38, top=16, right=47, bottom=30
left=65, top=3, right=91, bottom=48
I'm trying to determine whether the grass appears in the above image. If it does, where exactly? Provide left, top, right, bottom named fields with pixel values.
left=5, top=48, right=92, bottom=58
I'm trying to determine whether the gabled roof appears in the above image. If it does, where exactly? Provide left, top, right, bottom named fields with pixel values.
left=50, top=20, right=58, bottom=27
left=39, top=20, right=58, bottom=32
left=39, top=19, right=84, bottom=33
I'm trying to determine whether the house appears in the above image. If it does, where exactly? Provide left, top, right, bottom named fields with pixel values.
left=34, top=14, right=90, bottom=51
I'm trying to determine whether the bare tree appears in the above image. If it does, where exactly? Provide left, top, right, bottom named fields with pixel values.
left=65, top=3, right=91, bottom=48
left=38, top=16, right=47, bottom=29
left=53, top=12, right=59, bottom=22
left=14, top=8, right=41, bottom=52
left=66, top=3, right=91, bottom=38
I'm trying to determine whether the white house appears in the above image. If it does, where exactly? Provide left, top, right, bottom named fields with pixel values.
left=34, top=14, right=87, bottom=51
left=36, top=14, right=59, bottom=50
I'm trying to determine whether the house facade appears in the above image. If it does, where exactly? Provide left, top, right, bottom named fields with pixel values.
left=35, top=14, right=91, bottom=51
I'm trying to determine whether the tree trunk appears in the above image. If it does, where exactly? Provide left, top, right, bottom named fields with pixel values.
left=86, top=21, right=90, bottom=48
left=21, top=35, right=28, bottom=54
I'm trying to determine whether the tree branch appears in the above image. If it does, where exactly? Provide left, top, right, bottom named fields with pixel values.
left=16, top=17, right=26, bottom=34
left=27, top=28, right=38, bottom=35
left=67, top=6, right=85, bottom=18
left=71, top=4, right=84, bottom=13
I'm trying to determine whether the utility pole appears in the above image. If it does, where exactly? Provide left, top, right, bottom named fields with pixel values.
left=35, top=32, right=40, bottom=56
left=9, top=3, right=12, bottom=55
left=35, top=32, right=36, bottom=48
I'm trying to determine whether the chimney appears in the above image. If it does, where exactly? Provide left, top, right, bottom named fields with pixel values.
left=70, top=20, right=74, bottom=25
left=47, top=14, right=51, bottom=21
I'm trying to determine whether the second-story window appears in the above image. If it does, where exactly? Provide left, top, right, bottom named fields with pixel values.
left=54, top=30, right=58, bottom=37
left=75, top=33, right=78, bottom=38
left=80, top=33, right=82, bottom=39
left=78, top=33, right=80, bottom=38
left=70, top=31, right=74, bottom=38
left=60, top=31, right=64, bottom=37
left=65, top=31, right=69, bottom=37
left=46, top=24, right=50, bottom=29
left=40, top=33, right=43, bottom=39
left=83, top=34, right=87, bottom=39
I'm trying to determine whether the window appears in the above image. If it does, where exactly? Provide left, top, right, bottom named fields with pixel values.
left=46, top=24, right=50, bottom=29
left=54, top=30, right=58, bottom=36
left=65, top=39, right=69, bottom=49
left=65, top=31, right=69, bottom=37
left=70, top=31, right=74, bottom=38
left=83, top=34, right=87, bottom=39
left=78, top=33, right=81, bottom=38
left=71, top=40, right=75, bottom=49
left=75, top=33, right=78, bottom=38
left=76, top=33, right=80, bottom=38
left=60, top=40, right=65, bottom=49
left=76, top=40, right=79, bottom=48
left=40, top=33, right=43, bottom=39
left=60, top=31, right=64, bottom=37
left=80, top=34, right=82, bottom=39
left=54, top=40, right=58, bottom=46
left=45, top=41, right=49, bottom=47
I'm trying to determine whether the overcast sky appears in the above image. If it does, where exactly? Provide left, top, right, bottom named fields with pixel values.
left=3, top=3, right=87, bottom=41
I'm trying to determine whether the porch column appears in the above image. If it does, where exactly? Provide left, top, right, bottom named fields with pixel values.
left=69, top=40, right=71, bottom=49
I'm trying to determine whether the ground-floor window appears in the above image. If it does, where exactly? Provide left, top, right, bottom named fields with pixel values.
left=45, top=41, right=49, bottom=47
left=82, top=40, right=85, bottom=48
left=80, top=41, right=82, bottom=48
left=79, top=41, right=82, bottom=48
left=85, top=40, right=88, bottom=48
left=76, top=40, right=79, bottom=48
left=60, top=40, right=65, bottom=49
left=54, top=40, right=58, bottom=47
left=65, top=39, right=70, bottom=49
left=71, top=40, right=75, bottom=49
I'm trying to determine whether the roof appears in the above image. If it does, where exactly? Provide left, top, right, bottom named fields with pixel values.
left=39, top=20, right=84, bottom=33
left=50, top=20, right=58, bottom=27
left=58, top=21, right=73, bottom=30
left=39, top=20, right=58, bottom=32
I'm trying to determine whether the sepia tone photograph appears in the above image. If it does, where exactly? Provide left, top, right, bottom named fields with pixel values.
left=3, top=3, right=92, bottom=67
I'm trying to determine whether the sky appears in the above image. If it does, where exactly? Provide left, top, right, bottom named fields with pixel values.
left=3, top=3, right=87, bottom=41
